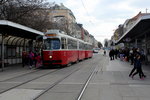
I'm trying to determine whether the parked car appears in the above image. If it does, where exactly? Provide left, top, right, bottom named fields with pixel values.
left=93, top=48, right=100, bottom=53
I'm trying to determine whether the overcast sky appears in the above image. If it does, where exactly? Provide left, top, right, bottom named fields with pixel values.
left=49, top=0, right=150, bottom=44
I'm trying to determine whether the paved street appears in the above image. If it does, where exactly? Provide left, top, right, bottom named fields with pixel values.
left=0, top=50, right=150, bottom=100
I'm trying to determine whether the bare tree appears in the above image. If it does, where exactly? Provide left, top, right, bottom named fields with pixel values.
left=50, top=16, right=72, bottom=35
left=0, top=0, right=53, bottom=31
left=98, top=42, right=103, bottom=48
left=0, top=0, right=8, bottom=5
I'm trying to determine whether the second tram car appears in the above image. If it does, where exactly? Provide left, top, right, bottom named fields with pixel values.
left=42, top=30, right=93, bottom=67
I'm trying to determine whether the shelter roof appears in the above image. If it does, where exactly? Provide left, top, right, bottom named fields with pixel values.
left=117, top=14, right=150, bottom=43
left=0, top=20, right=44, bottom=40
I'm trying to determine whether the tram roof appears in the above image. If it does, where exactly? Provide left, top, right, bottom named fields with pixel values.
left=45, top=29, right=92, bottom=44
left=0, top=20, right=44, bottom=39
left=117, top=15, right=150, bottom=43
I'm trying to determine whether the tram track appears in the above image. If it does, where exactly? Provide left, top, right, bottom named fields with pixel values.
left=0, top=60, right=91, bottom=96
left=0, top=55, right=100, bottom=100
left=76, top=55, right=107, bottom=100
left=34, top=57, right=99, bottom=100
left=0, top=69, right=40, bottom=82
left=77, top=65, right=98, bottom=100
left=0, top=69, right=59, bottom=94
left=33, top=67, right=81, bottom=100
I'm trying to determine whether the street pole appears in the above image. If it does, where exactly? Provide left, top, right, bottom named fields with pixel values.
left=135, top=39, right=138, bottom=48
left=1, top=33, right=4, bottom=71
left=146, top=8, right=148, bottom=13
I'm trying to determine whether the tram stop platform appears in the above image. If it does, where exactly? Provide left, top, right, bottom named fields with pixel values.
left=0, top=64, right=38, bottom=82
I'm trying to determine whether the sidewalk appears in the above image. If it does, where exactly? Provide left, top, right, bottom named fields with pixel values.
left=107, top=57, right=150, bottom=76
left=107, top=58, right=150, bottom=84
left=83, top=54, right=150, bottom=100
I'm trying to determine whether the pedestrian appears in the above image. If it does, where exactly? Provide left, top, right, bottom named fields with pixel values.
left=119, top=50, right=124, bottom=61
left=28, top=51, right=34, bottom=69
left=109, top=49, right=112, bottom=60
left=125, top=48, right=130, bottom=62
left=140, top=49, right=145, bottom=62
left=33, top=50, right=38, bottom=67
left=22, top=50, right=27, bottom=67
left=129, top=49, right=134, bottom=65
left=35, top=53, right=42, bottom=68
left=103, top=50, right=106, bottom=56
left=130, top=54, right=146, bottom=80
left=114, top=49, right=118, bottom=59
left=111, top=49, right=115, bottom=60
left=129, top=54, right=138, bottom=77
left=109, top=49, right=114, bottom=60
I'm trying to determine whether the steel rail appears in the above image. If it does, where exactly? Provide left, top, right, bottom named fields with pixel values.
left=77, top=66, right=97, bottom=100
left=0, top=69, right=59, bottom=94
left=0, top=69, right=40, bottom=82
left=33, top=67, right=81, bottom=100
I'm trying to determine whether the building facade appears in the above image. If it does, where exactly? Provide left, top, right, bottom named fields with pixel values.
left=113, top=12, right=150, bottom=62
left=47, top=3, right=97, bottom=46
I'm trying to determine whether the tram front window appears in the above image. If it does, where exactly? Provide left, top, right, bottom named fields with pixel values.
left=44, top=39, right=60, bottom=50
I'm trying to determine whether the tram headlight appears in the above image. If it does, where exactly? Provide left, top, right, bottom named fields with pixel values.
left=49, top=56, right=52, bottom=59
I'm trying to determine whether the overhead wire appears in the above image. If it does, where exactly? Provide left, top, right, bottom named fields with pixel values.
left=80, top=0, right=102, bottom=43
left=80, top=0, right=90, bottom=16
left=80, top=0, right=94, bottom=25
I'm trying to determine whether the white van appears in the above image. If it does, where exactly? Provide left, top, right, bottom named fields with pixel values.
left=93, top=48, right=100, bottom=53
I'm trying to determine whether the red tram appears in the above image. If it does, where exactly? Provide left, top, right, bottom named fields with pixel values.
left=42, top=30, right=93, bottom=67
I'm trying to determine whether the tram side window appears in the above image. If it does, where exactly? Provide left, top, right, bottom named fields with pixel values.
left=79, top=42, right=84, bottom=50
left=90, top=45, right=93, bottom=50
left=86, top=45, right=92, bottom=50
left=85, top=45, right=87, bottom=50
left=68, top=39, right=77, bottom=49
left=68, top=39, right=73, bottom=49
left=61, top=38, right=67, bottom=49
left=89, top=45, right=92, bottom=50
left=79, top=42, right=82, bottom=50
left=87, top=45, right=90, bottom=50
left=73, top=40, right=77, bottom=49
